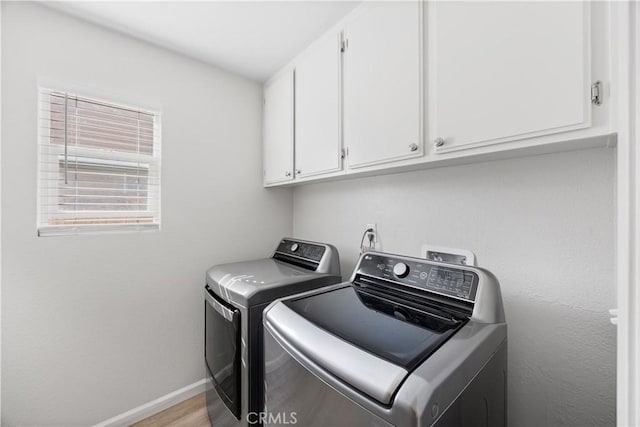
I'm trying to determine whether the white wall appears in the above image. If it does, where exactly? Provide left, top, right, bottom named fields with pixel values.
left=1, top=3, right=292, bottom=425
left=293, top=147, right=616, bottom=426
left=0, top=2, right=3, bottom=422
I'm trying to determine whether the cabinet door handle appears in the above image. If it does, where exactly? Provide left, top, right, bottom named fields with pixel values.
left=409, top=143, right=418, bottom=152
left=285, top=171, right=292, bottom=177
left=296, top=169, right=302, bottom=175
left=433, top=137, right=446, bottom=148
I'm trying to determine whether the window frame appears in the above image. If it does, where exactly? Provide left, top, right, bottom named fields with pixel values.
left=37, top=86, right=162, bottom=237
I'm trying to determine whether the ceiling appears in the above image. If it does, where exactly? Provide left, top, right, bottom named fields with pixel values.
left=44, top=1, right=360, bottom=82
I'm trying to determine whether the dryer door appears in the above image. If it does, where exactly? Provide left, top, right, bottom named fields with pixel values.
left=205, top=285, right=241, bottom=419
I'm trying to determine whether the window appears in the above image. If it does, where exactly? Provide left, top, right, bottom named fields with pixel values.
left=38, top=88, right=161, bottom=236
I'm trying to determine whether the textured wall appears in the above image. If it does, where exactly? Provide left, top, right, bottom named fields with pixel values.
left=1, top=3, right=292, bottom=425
left=293, top=147, right=616, bottom=426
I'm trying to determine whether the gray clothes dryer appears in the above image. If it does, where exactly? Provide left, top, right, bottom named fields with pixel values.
left=204, top=238, right=341, bottom=427
left=263, top=251, right=507, bottom=427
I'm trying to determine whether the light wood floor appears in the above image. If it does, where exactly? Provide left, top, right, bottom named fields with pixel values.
left=131, top=393, right=212, bottom=427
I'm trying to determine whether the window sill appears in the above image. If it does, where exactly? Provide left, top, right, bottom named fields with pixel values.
left=37, top=223, right=160, bottom=237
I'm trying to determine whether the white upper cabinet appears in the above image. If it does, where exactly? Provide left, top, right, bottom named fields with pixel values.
left=343, top=2, right=423, bottom=169
left=428, top=1, right=592, bottom=153
left=295, top=32, right=343, bottom=178
left=263, top=70, right=294, bottom=185
left=262, top=1, right=612, bottom=187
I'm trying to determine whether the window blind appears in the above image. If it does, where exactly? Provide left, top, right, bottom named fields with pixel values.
left=38, top=88, right=161, bottom=236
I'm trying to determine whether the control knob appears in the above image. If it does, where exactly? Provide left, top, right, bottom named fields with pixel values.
left=290, top=243, right=299, bottom=252
left=393, top=262, right=410, bottom=278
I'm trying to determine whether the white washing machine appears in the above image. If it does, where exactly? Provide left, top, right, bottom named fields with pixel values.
left=263, top=251, right=507, bottom=427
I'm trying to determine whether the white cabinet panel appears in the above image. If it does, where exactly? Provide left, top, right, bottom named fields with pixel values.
left=263, top=70, right=294, bottom=184
left=343, top=2, right=422, bottom=169
left=295, top=32, right=342, bottom=178
left=429, top=1, right=590, bottom=152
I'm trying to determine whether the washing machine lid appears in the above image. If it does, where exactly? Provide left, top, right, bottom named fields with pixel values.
left=207, top=258, right=340, bottom=307
left=283, top=285, right=466, bottom=371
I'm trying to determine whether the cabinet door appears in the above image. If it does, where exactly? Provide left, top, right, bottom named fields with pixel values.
left=295, top=32, right=343, bottom=178
left=263, top=70, right=294, bottom=184
left=429, top=1, right=590, bottom=153
left=343, top=2, right=423, bottom=169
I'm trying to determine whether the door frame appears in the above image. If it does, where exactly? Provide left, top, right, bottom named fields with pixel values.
left=614, top=1, right=639, bottom=425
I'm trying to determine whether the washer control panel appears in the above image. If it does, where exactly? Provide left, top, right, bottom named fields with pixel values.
left=357, top=253, right=479, bottom=302
left=275, top=239, right=326, bottom=262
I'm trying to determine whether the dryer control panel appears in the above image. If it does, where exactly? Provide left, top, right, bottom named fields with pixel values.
left=275, top=239, right=326, bottom=263
left=357, top=253, right=479, bottom=302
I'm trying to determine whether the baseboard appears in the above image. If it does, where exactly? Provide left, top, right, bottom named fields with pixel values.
left=93, top=378, right=209, bottom=427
